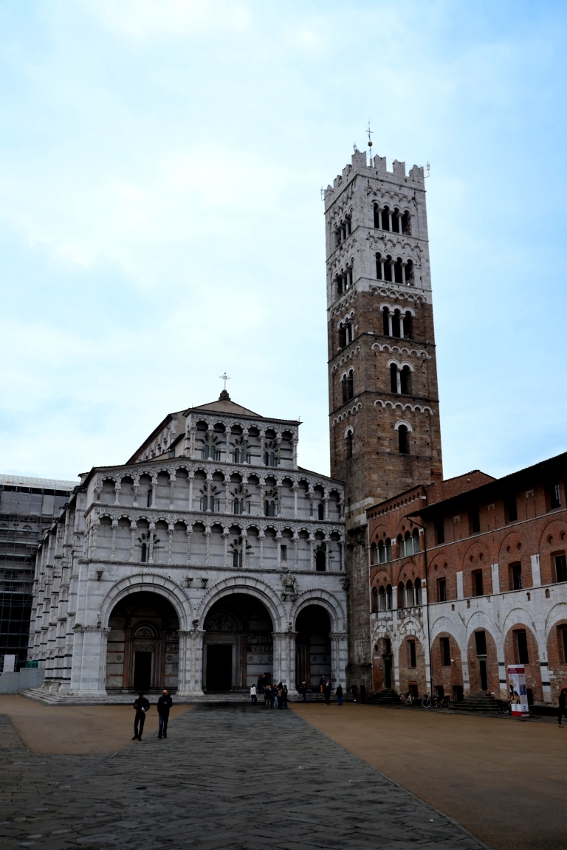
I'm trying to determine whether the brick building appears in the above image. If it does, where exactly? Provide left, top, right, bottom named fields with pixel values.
left=367, top=454, right=567, bottom=705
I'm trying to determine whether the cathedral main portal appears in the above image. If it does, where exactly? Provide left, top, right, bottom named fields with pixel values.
left=203, top=594, right=273, bottom=692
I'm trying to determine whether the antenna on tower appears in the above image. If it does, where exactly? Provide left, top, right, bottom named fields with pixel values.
left=425, top=162, right=431, bottom=178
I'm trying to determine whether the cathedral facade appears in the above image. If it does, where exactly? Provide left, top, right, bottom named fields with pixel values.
left=27, top=394, right=347, bottom=700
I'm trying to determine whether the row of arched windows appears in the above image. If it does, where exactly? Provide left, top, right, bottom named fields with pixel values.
left=382, top=307, right=413, bottom=339
left=371, top=529, right=420, bottom=563
left=334, top=215, right=352, bottom=246
left=335, top=267, right=353, bottom=296
left=390, top=363, right=412, bottom=395
left=376, top=254, right=414, bottom=285
left=338, top=321, right=353, bottom=348
left=373, top=204, right=411, bottom=235
left=344, top=422, right=412, bottom=460
left=371, top=579, right=423, bottom=612
left=341, top=370, right=354, bottom=403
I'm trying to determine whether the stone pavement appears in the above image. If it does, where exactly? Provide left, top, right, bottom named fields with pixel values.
left=0, top=704, right=487, bottom=850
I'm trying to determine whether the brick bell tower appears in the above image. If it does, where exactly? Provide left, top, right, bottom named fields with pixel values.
left=324, top=146, right=443, bottom=685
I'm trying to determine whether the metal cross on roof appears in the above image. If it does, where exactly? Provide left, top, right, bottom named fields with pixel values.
left=219, top=373, right=231, bottom=391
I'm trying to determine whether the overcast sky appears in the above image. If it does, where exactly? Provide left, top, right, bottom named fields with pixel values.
left=1, top=0, right=566, bottom=485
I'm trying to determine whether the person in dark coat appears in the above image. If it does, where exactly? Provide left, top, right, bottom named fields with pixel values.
left=558, top=688, right=567, bottom=726
left=323, top=679, right=331, bottom=705
left=133, top=693, right=150, bottom=740
left=359, top=683, right=367, bottom=703
left=336, top=683, right=343, bottom=706
left=282, top=684, right=288, bottom=709
left=301, top=681, right=307, bottom=702
left=157, top=689, right=173, bottom=739
left=351, top=682, right=358, bottom=702
left=264, top=684, right=272, bottom=708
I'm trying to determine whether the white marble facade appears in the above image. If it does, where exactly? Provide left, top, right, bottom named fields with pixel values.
left=28, top=394, right=348, bottom=700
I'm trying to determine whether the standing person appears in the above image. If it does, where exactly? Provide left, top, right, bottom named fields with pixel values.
left=277, top=683, right=283, bottom=709
left=264, top=683, right=271, bottom=708
left=351, top=682, right=358, bottom=703
left=272, top=684, right=278, bottom=709
left=301, top=681, right=307, bottom=702
left=250, top=683, right=257, bottom=704
left=359, top=683, right=367, bottom=704
left=323, top=678, right=331, bottom=705
left=132, top=693, right=150, bottom=741
left=157, top=689, right=173, bottom=739
left=282, top=684, right=288, bottom=709
left=559, top=688, right=567, bottom=726
left=319, top=676, right=325, bottom=694
left=336, top=683, right=343, bottom=706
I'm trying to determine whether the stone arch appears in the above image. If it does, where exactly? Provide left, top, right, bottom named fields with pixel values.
left=100, top=573, right=191, bottom=631
left=196, top=576, right=284, bottom=632
left=291, top=589, right=346, bottom=633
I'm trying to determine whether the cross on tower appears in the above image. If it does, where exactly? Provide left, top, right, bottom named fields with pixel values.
left=367, top=121, right=373, bottom=149
left=219, top=373, right=230, bottom=391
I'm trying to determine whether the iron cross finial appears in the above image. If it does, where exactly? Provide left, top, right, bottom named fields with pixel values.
left=219, top=373, right=231, bottom=391
left=367, top=121, right=373, bottom=148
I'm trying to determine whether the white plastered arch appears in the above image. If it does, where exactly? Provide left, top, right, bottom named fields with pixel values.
left=394, top=420, right=412, bottom=432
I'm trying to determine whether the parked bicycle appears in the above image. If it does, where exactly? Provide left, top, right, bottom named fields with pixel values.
left=401, top=692, right=414, bottom=706
left=422, top=693, right=451, bottom=709
left=496, top=699, right=511, bottom=714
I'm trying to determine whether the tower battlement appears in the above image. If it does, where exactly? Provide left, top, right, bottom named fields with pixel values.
left=324, top=150, right=425, bottom=209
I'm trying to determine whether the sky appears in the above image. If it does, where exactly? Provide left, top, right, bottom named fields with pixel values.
left=1, top=0, right=567, bottom=485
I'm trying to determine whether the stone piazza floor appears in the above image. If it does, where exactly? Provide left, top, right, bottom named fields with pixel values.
left=0, top=696, right=566, bottom=850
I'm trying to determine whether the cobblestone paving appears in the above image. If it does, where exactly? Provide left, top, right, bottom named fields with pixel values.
left=0, top=705, right=489, bottom=849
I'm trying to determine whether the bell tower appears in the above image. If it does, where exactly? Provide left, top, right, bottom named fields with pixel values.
left=324, top=148, right=443, bottom=682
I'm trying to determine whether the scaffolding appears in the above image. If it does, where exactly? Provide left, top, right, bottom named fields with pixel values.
left=0, top=474, right=76, bottom=672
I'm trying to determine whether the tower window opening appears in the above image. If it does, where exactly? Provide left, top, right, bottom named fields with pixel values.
left=317, top=502, right=325, bottom=521
left=373, top=204, right=380, bottom=228
left=382, top=306, right=389, bottom=334
left=390, top=364, right=398, bottom=394
left=400, top=365, right=411, bottom=394
left=381, top=206, right=390, bottom=231
left=392, top=210, right=401, bottom=234
left=378, top=540, right=385, bottom=563
left=280, top=544, right=287, bottom=562
left=391, top=310, right=401, bottom=338
left=398, top=580, right=405, bottom=608
left=140, top=542, right=147, bottom=563
left=376, top=253, right=383, bottom=280
left=405, top=259, right=414, bottom=285
left=402, top=210, right=411, bottom=235
left=264, top=500, right=276, bottom=517
left=372, top=586, right=378, bottom=611
left=345, top=430, right=353, bottom=459
left=386, top=584, right=392, bottom=609
left=384, top=255, right=393, bottom=282
left=394, top=258, right=403, bottom=284
left=403, top=311, right=413, bottom=339
left=146, top=489, right=152, bottom=508
left=370, top=542, right=377, bottom=564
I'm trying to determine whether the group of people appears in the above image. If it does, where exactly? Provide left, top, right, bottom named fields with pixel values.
left=132, top=689, right=173, bottom=740
left=250, top=679, right=289, bottom=708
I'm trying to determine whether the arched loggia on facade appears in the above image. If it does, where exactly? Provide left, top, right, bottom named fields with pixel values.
left=106, top=591, right=180, bottom=693
left=202, top=593, right=274, bottom=692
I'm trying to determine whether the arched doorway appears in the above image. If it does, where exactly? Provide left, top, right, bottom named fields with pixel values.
left=295, top=605, right=331, bottom=689
left=203, top=593, right=273, bottom=692
left=106, top=591, right=180, bottom=694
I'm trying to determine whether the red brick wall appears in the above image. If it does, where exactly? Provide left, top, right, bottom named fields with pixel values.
left=398, top=635, right=427, bottom=697
left=503, top=623, right=542, bottom=703
left=430, top=632, right=463, bottom=698
left=467, top=629, right=499, bottom=695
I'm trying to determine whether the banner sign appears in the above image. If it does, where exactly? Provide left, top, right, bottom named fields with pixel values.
left=507, top=665, right=529, bottom=716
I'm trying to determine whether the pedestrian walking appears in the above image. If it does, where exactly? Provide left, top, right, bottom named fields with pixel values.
left=264, top=684, right=271, bottom=708
left=157, top=689, right=173, bottom=739
left=250, top=684, right=257, bottom=704
left=351, top=682, right=358, bottom=702
left=336, top=683, right=343, bottom=706
left=559, top=688, right=567, bottom=726
left=132, top=692, right=150, bottom=740
left=323, top=678, right=331, bottom=705
left=272, top=684, right=278, bottom=709
left=360, top=683, right=367, bottom=703
left=282, top=684, right=288, bottom=709
left=301, top=681, right=307, bottom=702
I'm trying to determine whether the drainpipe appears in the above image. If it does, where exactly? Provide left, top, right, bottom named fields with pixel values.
left=410, top=514, right=433, bottom=699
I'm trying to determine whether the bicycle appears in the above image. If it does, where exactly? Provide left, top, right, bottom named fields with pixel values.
left=496, top=699, right=511, bottom=714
